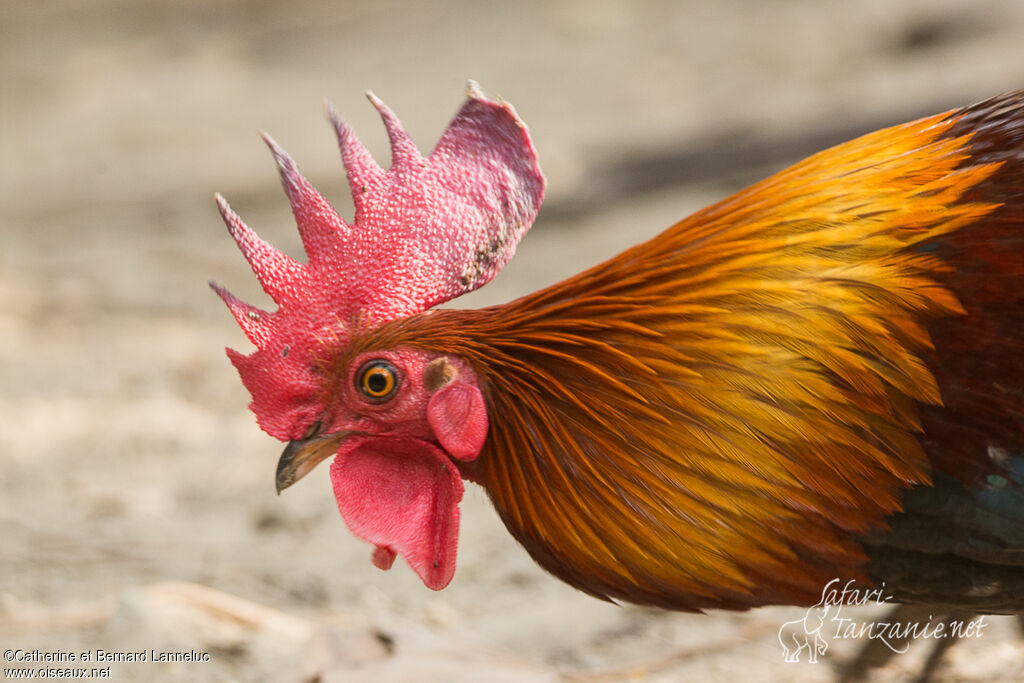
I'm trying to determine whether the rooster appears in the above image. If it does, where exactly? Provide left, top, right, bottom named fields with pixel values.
left=213, top=84, right=1024, bottom=642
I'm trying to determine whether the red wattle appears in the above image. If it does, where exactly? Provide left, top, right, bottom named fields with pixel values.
left=329, top=436, right=463, bottom=589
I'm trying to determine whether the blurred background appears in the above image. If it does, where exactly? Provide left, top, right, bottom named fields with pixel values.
left=3, top=1, right=1024, bottom=680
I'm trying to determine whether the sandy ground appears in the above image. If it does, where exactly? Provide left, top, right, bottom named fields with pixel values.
left=3, top=1, right=1024, bottom=681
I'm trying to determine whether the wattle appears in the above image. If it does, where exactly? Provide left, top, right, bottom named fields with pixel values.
left=328, top=435, right=464, bottom=589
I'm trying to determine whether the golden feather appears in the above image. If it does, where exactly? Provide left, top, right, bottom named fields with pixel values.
left=340, top=103, right=1010, bottom=610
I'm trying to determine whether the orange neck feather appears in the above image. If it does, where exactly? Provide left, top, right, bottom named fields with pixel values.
left=345, top=103, right=1005, bottom=609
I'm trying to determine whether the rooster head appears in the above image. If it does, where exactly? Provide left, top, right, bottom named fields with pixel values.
left=212, top=83, right=544, bottom=588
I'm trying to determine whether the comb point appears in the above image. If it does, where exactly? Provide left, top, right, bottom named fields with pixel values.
left=365, top=91, right=420, bottom=167
left=322, top=98, right=342, bottom=129
left=214, top=192, right=303, bottom=305
left=325, top=96, right=385, bottom=199
left=259, top=131, right=303, bottom=196
left=209, top=280, right=271, bottom=347
left=465, top=79, right=485, bottom=100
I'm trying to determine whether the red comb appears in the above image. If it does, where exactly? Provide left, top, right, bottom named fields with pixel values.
left=212, top=83, right=546, bottom=440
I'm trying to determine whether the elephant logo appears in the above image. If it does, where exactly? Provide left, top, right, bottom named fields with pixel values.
left=778, top=604, right=832, bottom=663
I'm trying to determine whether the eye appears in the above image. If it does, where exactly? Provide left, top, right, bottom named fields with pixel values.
left=356, top=360, right=400, bottom=402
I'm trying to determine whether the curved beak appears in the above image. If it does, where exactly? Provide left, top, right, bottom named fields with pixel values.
left=276, top=432, right=349, bottom=494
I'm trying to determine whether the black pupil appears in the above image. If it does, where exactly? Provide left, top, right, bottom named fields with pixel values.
left=367, top=369, right=389, bottom=394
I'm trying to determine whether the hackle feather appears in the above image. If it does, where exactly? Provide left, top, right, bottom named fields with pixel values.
left=343, top=92, right=1024, bottom=610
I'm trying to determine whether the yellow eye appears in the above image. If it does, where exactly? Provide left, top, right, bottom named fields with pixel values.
left=357, top=360, right=399, bottom=401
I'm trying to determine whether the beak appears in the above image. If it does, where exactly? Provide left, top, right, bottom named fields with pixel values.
left=276, top=432, right=349, bottom=494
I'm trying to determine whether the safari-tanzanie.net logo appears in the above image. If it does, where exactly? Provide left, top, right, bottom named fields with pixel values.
left=777, top=579, right=987, bottom=663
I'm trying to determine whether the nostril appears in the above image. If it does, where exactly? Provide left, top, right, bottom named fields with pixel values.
left=302, top=420, right=322, bottom=439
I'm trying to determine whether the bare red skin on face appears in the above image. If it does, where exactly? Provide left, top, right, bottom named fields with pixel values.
left=330, top=436, right=463, bottom=589
left=319, top=349, right=489, bottom=588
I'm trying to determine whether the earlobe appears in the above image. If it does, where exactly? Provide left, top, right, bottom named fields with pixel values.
left=427, top=381, right=488, bottom=461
